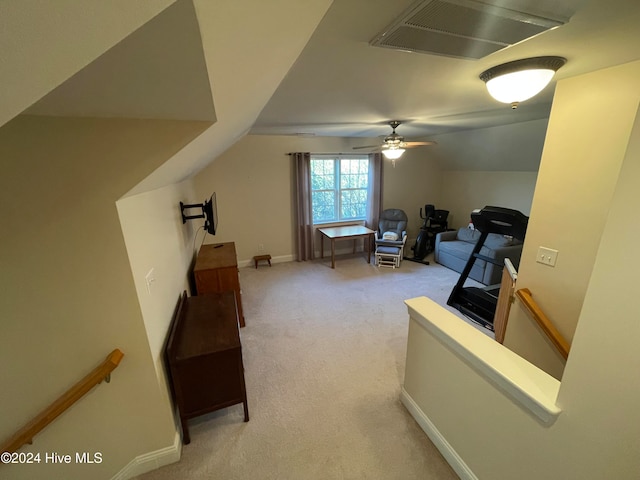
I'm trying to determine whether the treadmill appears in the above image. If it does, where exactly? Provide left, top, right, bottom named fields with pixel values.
left=447, top=206, right=528, bottom=331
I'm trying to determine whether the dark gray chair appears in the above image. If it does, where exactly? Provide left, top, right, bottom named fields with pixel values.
left=374, top=209, right=408, bottom=268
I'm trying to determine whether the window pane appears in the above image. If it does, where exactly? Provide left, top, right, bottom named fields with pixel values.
left=312, top=190, right=335, bottom=222
left=341, top=188, right=367, bottom=220
left=310, top=156, right=369, bottom=224
left=340, top=159, right=368, bottom=190
left=311, top=159, right=335, bottom=191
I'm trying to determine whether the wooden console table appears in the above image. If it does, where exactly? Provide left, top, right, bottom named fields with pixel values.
left=318, top=225, right=375, bottom=268
left=194, top=242, right=245, bottom=327
left=165, top=291, right=249, bottom=444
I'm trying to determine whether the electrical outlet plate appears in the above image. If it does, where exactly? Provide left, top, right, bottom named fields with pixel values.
left=536, top=247, right=558, bottom=267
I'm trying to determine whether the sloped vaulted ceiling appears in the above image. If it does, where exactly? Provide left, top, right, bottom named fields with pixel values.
left=0, top=0, right=177, bottom=128
left=124, top=0, right=334, bottom=196
left=25, top=0, right=216, bottom=123
left=1, top=0, right=333, bottom=197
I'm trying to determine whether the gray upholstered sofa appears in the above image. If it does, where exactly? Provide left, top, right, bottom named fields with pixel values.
left=434, top=227, right=524, bottom=285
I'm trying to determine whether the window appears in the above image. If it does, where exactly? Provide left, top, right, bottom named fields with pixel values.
left=310, top=155, right=369, bottom=224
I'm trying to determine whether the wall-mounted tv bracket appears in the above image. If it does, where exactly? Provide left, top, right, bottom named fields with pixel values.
left=180, top=201, right=205, bottom=224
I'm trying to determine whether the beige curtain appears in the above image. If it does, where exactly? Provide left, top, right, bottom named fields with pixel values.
left=294, top=152, right=382, bottom=261
left=366, top=153, right=383, bottom=235
left=293, top=152, right=314, bottom=261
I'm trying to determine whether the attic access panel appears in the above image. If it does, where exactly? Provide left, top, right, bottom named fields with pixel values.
left=370, top=0, right=573, bottom=60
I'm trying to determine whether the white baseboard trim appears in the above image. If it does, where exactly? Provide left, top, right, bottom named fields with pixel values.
left=111, top=430, right=181, bottom=480
left=400, top=387, right=477, bottom=480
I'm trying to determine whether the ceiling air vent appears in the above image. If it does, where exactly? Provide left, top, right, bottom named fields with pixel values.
left=371, top=0, right=572, bottom=60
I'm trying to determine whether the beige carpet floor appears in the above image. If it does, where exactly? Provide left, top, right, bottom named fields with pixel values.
left=136, top=253, right=491, bottom=479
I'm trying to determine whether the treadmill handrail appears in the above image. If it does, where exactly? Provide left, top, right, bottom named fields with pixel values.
left=447, top=206, right=529, bottom=330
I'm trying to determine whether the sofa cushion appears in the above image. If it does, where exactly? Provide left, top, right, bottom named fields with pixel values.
left=376, top=245, right=401, bottom=255
left=437, top=249, right=486, bottom=283
left=436, top=227, right=524, bottom=285
left=457, top=227, right=521, bottom=249
left=484, top=233, right=521, bottom=249
left=441, top=239, right=474, bottom=258
left=438, top=240, right=487, bottom=268
left=456, top=227, right=481, bottom=244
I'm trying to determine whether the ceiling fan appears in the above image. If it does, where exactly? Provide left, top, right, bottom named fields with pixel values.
left=353, top=121, right=436, bottom=162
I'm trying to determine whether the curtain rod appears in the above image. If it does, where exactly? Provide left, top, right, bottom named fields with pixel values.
left=285, top=152, right=372, bottom=156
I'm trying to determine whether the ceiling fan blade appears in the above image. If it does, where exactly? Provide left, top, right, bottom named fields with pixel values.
left=352, top=145, right=382, bottom=150
left=404, top=141, right=437, bottom=147
left=352, top=122, right=437, bottom=151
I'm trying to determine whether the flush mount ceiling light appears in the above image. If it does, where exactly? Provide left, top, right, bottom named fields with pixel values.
left=480, top=56, right=566, bottom=109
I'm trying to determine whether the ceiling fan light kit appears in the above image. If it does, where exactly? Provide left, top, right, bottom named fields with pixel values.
left=480, top=56, right=566, bottom=109
left=353, top=121, right=435, bottom=166
left=382, top=148, right=405, bottom=160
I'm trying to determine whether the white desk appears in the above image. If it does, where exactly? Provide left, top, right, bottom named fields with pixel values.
left=318, top=225, right=375, bottom=268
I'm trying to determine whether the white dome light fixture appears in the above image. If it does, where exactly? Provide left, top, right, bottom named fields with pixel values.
left=382, top=147, right=405, bottom=167
left=480, top=56, right=566, bottom=109
left=382, top=148, right=405, bottom=160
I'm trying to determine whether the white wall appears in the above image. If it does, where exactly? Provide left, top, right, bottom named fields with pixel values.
left=429, top=119, right=548, bottom=172
left=193, top=134, right=444, bottom=263
left=402, top=61, right=640, bottom=479
left=555, top=99, right=640, bottom=480
left=381, top=147, right=443, bottom=242
left=0, top=116, right=206, bottom=479
left=191, top=133, right=542, bottom=263
left=504, top=60, right=640, bottom=379
left=440, top=171, right=538, bottom=228
left=425, top=119, right=545, bottom=228
left=116, top=180, right=198, bottom=381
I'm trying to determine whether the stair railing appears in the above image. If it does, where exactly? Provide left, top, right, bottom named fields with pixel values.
left=0, top=349, right=124, bottom=453
left=493, top=258, right=518, bottom=344
left=515, top=288, right=570, bottom=359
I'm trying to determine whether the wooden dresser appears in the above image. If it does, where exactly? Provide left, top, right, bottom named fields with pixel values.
left=194, top=242, right=245, bottom=327
left=165, top=291, right=249, bottom=444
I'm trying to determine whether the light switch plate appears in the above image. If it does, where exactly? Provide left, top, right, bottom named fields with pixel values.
left=536, top=247, right=558, bottom=267
left=145, top=268, right=156, bottom=294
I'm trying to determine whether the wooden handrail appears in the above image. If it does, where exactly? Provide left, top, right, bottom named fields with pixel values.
left=515, top=288, right=570, bottom=359
left=1, top=349, right=124, bottom=453
left=493, top=259, right=518, bottom=344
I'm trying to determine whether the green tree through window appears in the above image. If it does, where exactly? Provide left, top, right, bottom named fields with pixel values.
left=311, top=155, right=369, bottom=223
